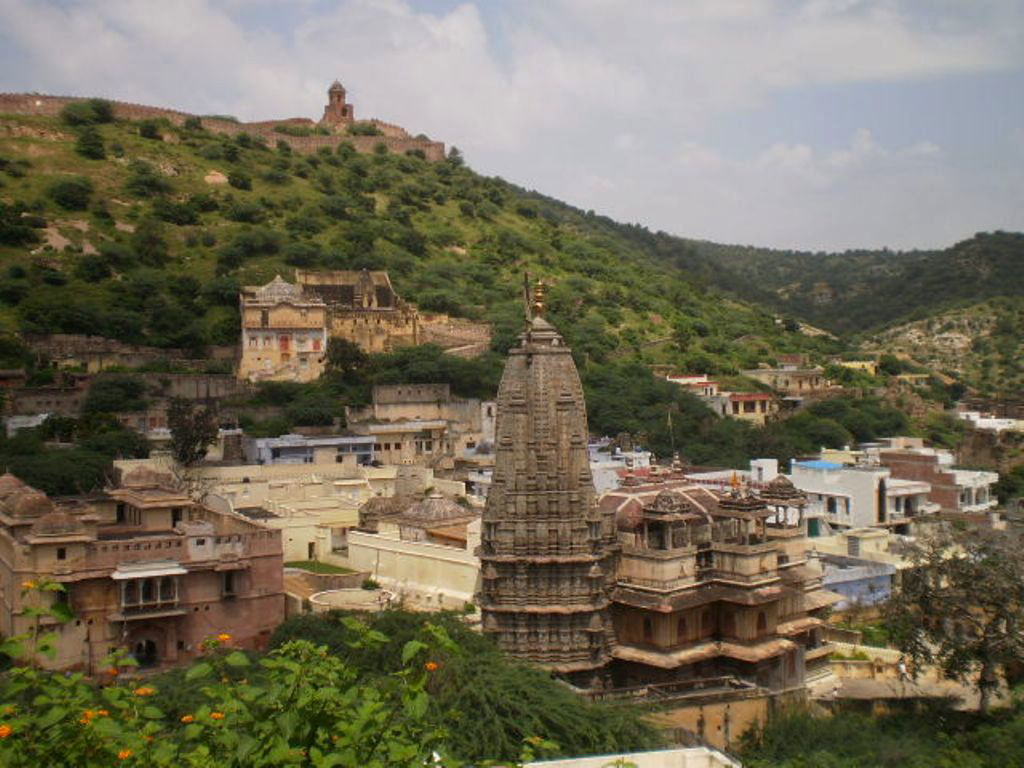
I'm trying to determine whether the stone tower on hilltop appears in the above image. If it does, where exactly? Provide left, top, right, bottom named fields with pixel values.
left=322, top=79, right=354, bottom=125
left=478, top=285, right=618, bottom=685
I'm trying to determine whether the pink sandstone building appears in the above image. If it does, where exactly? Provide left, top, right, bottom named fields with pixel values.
left=0, top=469, right=285, bottom=671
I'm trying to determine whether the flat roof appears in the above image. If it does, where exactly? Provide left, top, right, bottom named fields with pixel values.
left=795, top=460, right=843, bottom=470
left=253, top=434, right=376, bottom=448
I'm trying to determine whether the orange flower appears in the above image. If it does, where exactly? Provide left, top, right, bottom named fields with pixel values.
left=133, top=687, right=156, bottom=696
left=217, top=633, right=232, bottom=643
left=210, top=712, right=225, bottom=720
left=97, top=710, right=109, bottom=717
left=424, top=661, right=439, bottom=672
left=0, top=724, right=11, bottom=739
left=107, top=667, right=120, bottom=677
left=2, top=706, right=13, bottom=716
left=117, top=748, right=133, bottom=760
left=20, top=581, right=35, bottom=590
left=180, top=714, right=194, bottom=724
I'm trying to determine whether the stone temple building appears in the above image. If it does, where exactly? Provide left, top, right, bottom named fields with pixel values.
left=478, top=293, right=620, bottom=686
left=479, top=289, right=837, bottom=693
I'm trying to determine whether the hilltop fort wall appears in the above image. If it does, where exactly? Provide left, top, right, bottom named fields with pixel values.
left=0, top=92, right=445, bottom=161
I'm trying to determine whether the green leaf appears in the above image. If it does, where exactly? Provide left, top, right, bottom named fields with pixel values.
left=38, top=706, right=67, bottom=729
left=185, top=661, right=213, bottom=680
left=401, top=639, right=426, bottom=665
left=49, top=602, right=74, bottom=622
left=142, top=705, right=164, bottom=719
left=225, top=650, right=251, bottom=667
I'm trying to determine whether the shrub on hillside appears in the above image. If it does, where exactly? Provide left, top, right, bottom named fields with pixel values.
left=125, top=160, right=172, bottom=197
left=47, top=177, right=93, bottom=210
left=227, top=170, right=252, bottom=190
left=74, top=126, right=105, bottom=159
left=138, top=118, right=163, bottom=140
left=59, top=98, right=114, bottom=125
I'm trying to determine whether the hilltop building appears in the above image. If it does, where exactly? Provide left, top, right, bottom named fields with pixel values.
left=666, top=374, right=779, bottom=426
left=238, top=276, right=328, bottom=382
left=741, top=366, right=833, bottom=399
left=295, top=269, right=421, bottom=353
left=0, top=469, right=284, bottom=672
left=322, top=79, right=355, bottom=125
left=236, top=271, right=424, bottom=381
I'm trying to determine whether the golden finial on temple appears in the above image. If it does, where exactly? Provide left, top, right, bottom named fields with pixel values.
left=532, top=280, right=546, bottom=317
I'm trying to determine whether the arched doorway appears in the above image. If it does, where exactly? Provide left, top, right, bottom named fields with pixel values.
left=133, top=639, right=158, bottom=667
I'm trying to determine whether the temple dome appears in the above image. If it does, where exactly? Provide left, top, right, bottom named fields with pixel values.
left=5, top=488, right=53, bottom=519
left=402, top=492, right=470, bottom=524
left=0, top=472, right=26, bottom=500
left=649, top=489, right=692, bottom=515
left=759, top=474, right=806, bottom=504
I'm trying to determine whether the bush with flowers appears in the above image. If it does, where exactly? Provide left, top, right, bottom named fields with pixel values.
left=0, top=584, right=476, bottom=767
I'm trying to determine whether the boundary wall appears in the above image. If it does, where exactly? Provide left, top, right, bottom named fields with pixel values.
left=0, top=93, right=444, bottom=161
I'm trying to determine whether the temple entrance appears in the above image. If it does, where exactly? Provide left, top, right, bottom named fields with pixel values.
left=133, top=639, right=158, bottom=667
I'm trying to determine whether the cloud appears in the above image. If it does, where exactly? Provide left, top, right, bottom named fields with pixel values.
left=0, top=0, right=1021, bottom=249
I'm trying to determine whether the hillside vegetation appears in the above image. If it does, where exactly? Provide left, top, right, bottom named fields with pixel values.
left=683, top=231, right=1024, bottom=337
left=0, top=103, right=972, bottom=486
left=861, top=297, right=1024, bottom=396
left=0, top=104, right=840, bottom=375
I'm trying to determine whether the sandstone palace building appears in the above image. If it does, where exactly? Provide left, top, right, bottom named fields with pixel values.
left=0, top=469, right=285, bottom=671
left=238, top=271, right=419, bottom=382
left=238, top=276, right=329, bottom=383
left=479, top=289, right=837, bottom=692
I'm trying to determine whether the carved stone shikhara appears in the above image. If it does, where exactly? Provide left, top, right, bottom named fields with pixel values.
left=478, top=314, right=619, bottom=682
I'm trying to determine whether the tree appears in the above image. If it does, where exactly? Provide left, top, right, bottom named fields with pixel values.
left=167, top=398, right=218, bottom=467
left=885, top=528, right=1024, bottom=713
left=326, top=337, right=368, bottom=377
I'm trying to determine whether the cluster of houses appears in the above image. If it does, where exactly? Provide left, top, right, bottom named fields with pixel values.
left=0, top=269, right=1018, bottom=762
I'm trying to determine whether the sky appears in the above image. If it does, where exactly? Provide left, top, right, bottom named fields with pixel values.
left=1, top=0, right=1022, bottom=251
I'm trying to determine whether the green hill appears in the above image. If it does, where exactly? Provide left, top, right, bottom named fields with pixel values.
left=682, top=231, right=1024, bottom=335
left=0, top=103, right=844, bottom=374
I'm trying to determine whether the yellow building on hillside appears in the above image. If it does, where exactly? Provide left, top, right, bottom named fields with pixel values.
left=238, top=276, right=328, bottom=382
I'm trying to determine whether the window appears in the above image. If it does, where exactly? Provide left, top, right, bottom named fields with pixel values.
left=826, top=497, right=837, bottom=515
left=56, top=547, right=66, bottom=561
left=260, top=310, right=269, bottom=327
left=116, top=503, right=126, bottom=524
left=642, top=617, right=653, bottom=643
left=172, top=507, right=183, bottom=526
left=222, top=571, right=237, bottom=598
left=757, top=611, right=768, bottom=637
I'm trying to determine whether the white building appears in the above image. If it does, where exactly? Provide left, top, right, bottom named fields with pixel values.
left=790, top=460, right=935, bottom=537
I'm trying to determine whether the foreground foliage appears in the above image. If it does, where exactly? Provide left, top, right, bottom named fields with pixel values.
left=270, top=611, right=662, bottom=763
left=1, top=623, right=454, bottom=767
